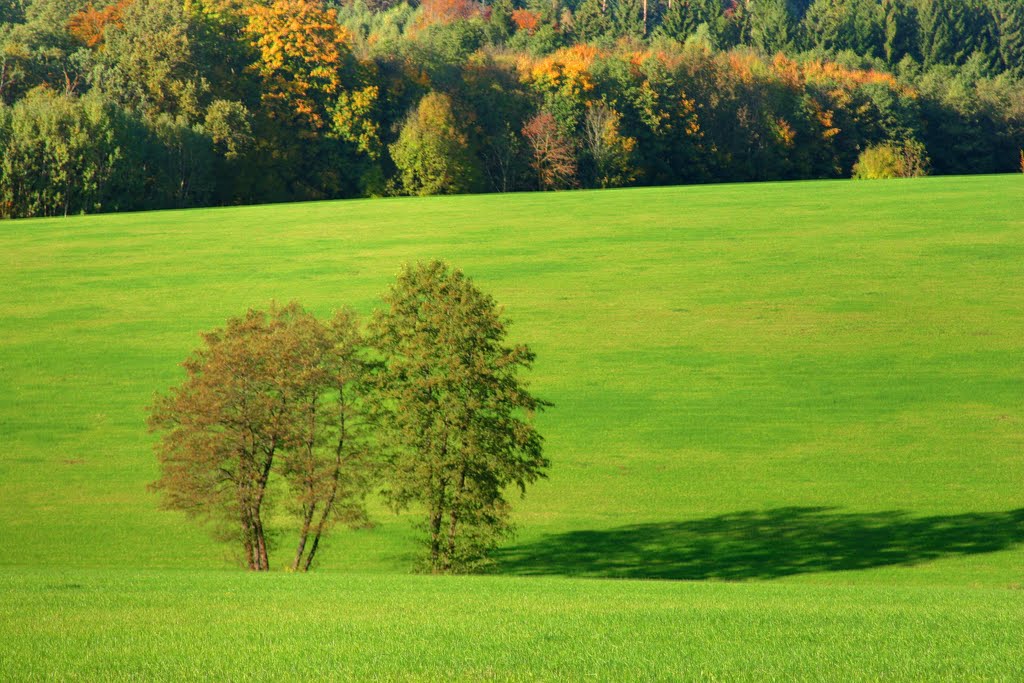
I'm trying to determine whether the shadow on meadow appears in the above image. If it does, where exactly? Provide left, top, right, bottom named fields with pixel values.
left=496, top=507, right=1024, bottom=580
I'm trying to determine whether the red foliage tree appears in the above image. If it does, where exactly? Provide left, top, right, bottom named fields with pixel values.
left=522, top=111, right=577, bottom=190
left=511, top=8, right=541, bottom=34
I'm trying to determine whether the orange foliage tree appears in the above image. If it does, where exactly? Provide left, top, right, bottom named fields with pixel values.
left=67, top=0, right=133, bottom=48
left=511, top=9, right=541, bottom=35
left=243, top=0, right=355, bottom=131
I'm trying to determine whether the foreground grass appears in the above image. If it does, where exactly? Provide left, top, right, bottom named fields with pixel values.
left=2, top=568, right=1022, bottom=681
left=2, top=175, right=1024, bottom=584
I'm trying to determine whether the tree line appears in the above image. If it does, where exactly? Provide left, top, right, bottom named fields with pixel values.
left=149, top=261, right=549, bottom=573
left=1, top=0, right=1022, bottom=218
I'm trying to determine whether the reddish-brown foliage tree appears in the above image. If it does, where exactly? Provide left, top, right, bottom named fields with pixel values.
left=419, top=0, right=484, bottom=26
left=149, top=303, right=374, bottom=571
left=522, top=111, right=577, bottom=190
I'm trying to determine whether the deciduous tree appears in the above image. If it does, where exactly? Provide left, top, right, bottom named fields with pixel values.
left=582, top=100, right=636, bottom=187
left=149, top=303, right=373, bottom=571
left=369, top=261, right=550, bottom=573
left=522, top=109, right=577, bottom=189
left=280, top=308, right=376, bottom=572
left=388, top=91, right=479, bottom=195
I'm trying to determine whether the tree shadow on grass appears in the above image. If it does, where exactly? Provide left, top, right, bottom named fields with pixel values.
left=496, top=507, right=1024, bottom=580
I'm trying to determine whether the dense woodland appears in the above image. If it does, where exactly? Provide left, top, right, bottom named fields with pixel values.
left=1, top=0, right=1022, bottom=218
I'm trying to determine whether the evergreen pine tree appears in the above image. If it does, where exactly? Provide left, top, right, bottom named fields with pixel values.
left=613, top=0, right=647, bottom=38
left=749, top=0, right=793, bottom=53
left=993, top=0, right=1024, bottom=76
left=882, top=0, right=917, bottom=64
left=575, top=0, right=614, bottom=42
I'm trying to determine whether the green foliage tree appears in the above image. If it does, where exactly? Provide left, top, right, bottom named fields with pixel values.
left=279, top=308, right=377, bottom=573
left=992, top=0, right=1024, bottom=76
left=0, top=0, right=27, bottom=24
left=90, top=0, right=206, bottom=122
left=917, top=0, right=996, bottom=68
left=749, top=0, right=794, bottom=54
left=0, top=14, right=86, bottom=104
left=658, top=0, right=721, bottom=41
left=149, top=303, right=374, bottom=572
left=389, top=91, right=479, bottom=195
left=614, top=0, right=648, bottom=38
left=802, top=0, right=883, bottom=58
left=0, top=87, right=145, bottom=217
left=369, top=261, right=550, bottom=573
left=573, top=0, right=614, bottom=43
left=882, top=0, right=918, bottom=64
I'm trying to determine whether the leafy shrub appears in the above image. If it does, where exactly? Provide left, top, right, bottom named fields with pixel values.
left=852, top=140, right=930, bottom=179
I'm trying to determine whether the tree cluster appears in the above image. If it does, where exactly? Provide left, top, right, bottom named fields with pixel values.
left=149, top=261, right=549, bottom=573
left=1, top=0, right=1022, bottom=218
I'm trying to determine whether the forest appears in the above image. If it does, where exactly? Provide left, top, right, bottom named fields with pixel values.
left=1, top=0, right=1022, bottom=218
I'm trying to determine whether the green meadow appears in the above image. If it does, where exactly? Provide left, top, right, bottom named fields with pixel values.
left=2, top=175, right=1024, bottom=679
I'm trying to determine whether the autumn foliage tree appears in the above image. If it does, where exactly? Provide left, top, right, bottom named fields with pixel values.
left=243, top=0, right=355, bottom=131
left=523, top=110, right=577, bottom=190
left=582, top=101, right=636, bottom=188
left=67, top=0, right=132, bottom=48
left=149, top=303, right=374, bottom=571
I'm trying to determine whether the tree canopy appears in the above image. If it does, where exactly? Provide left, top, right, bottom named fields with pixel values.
left=1, top=0, right=1022, bottom=218
left=149, top=303, right=374, bottom=572
left=370, top=261, right=550, bottom=572
left=149, top=264, right=549, bottom=572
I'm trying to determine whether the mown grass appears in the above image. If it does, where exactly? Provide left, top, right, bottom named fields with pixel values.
left=2, top=176, right=1024, bottom=678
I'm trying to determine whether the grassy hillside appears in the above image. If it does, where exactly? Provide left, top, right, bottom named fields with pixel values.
left=2, top=176, right=1024, bottom=678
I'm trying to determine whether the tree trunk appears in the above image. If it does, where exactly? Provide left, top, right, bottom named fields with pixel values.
left=241, top=512, right=257, bottom=570
left=291, top=501, right=316, bottom=572
left=303, top=532, right=323, bottom=573
left=253, top=509, right=269, bottom=571
left=429, top=486, right=445, bottom=571
left=446, top=467, right=467, bottom=568
left=250, top=445, right=275, bottom=571
left=303, top=445, right=347, bottom=572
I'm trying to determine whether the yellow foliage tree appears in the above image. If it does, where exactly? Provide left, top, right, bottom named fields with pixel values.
left=243, top=0, right=354, bottom=131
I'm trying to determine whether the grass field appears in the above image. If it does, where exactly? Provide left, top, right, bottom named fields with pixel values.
left=2, top=175, right=1024, bottom=679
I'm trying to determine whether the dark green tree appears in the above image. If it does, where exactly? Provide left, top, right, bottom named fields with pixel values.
left=370, top=261, right=550, bottom=573
left=802, top=0, right=883, bottom=57
left=0, top=0, right=27, bottom=24
left=917, top=0, right=997, bottom=68
left=992, top=0, right=1024, bottom=76
left=487, top=0, right=517, bottom=44
left=658, top=0, right=721, bottom=41
left=749, top=0, right=794, bottom=54
left=882, top=0, right=918, bottom=64
left=614, top=0, right=648, bottom=38
left=574, top=0, right=614, bottom=42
